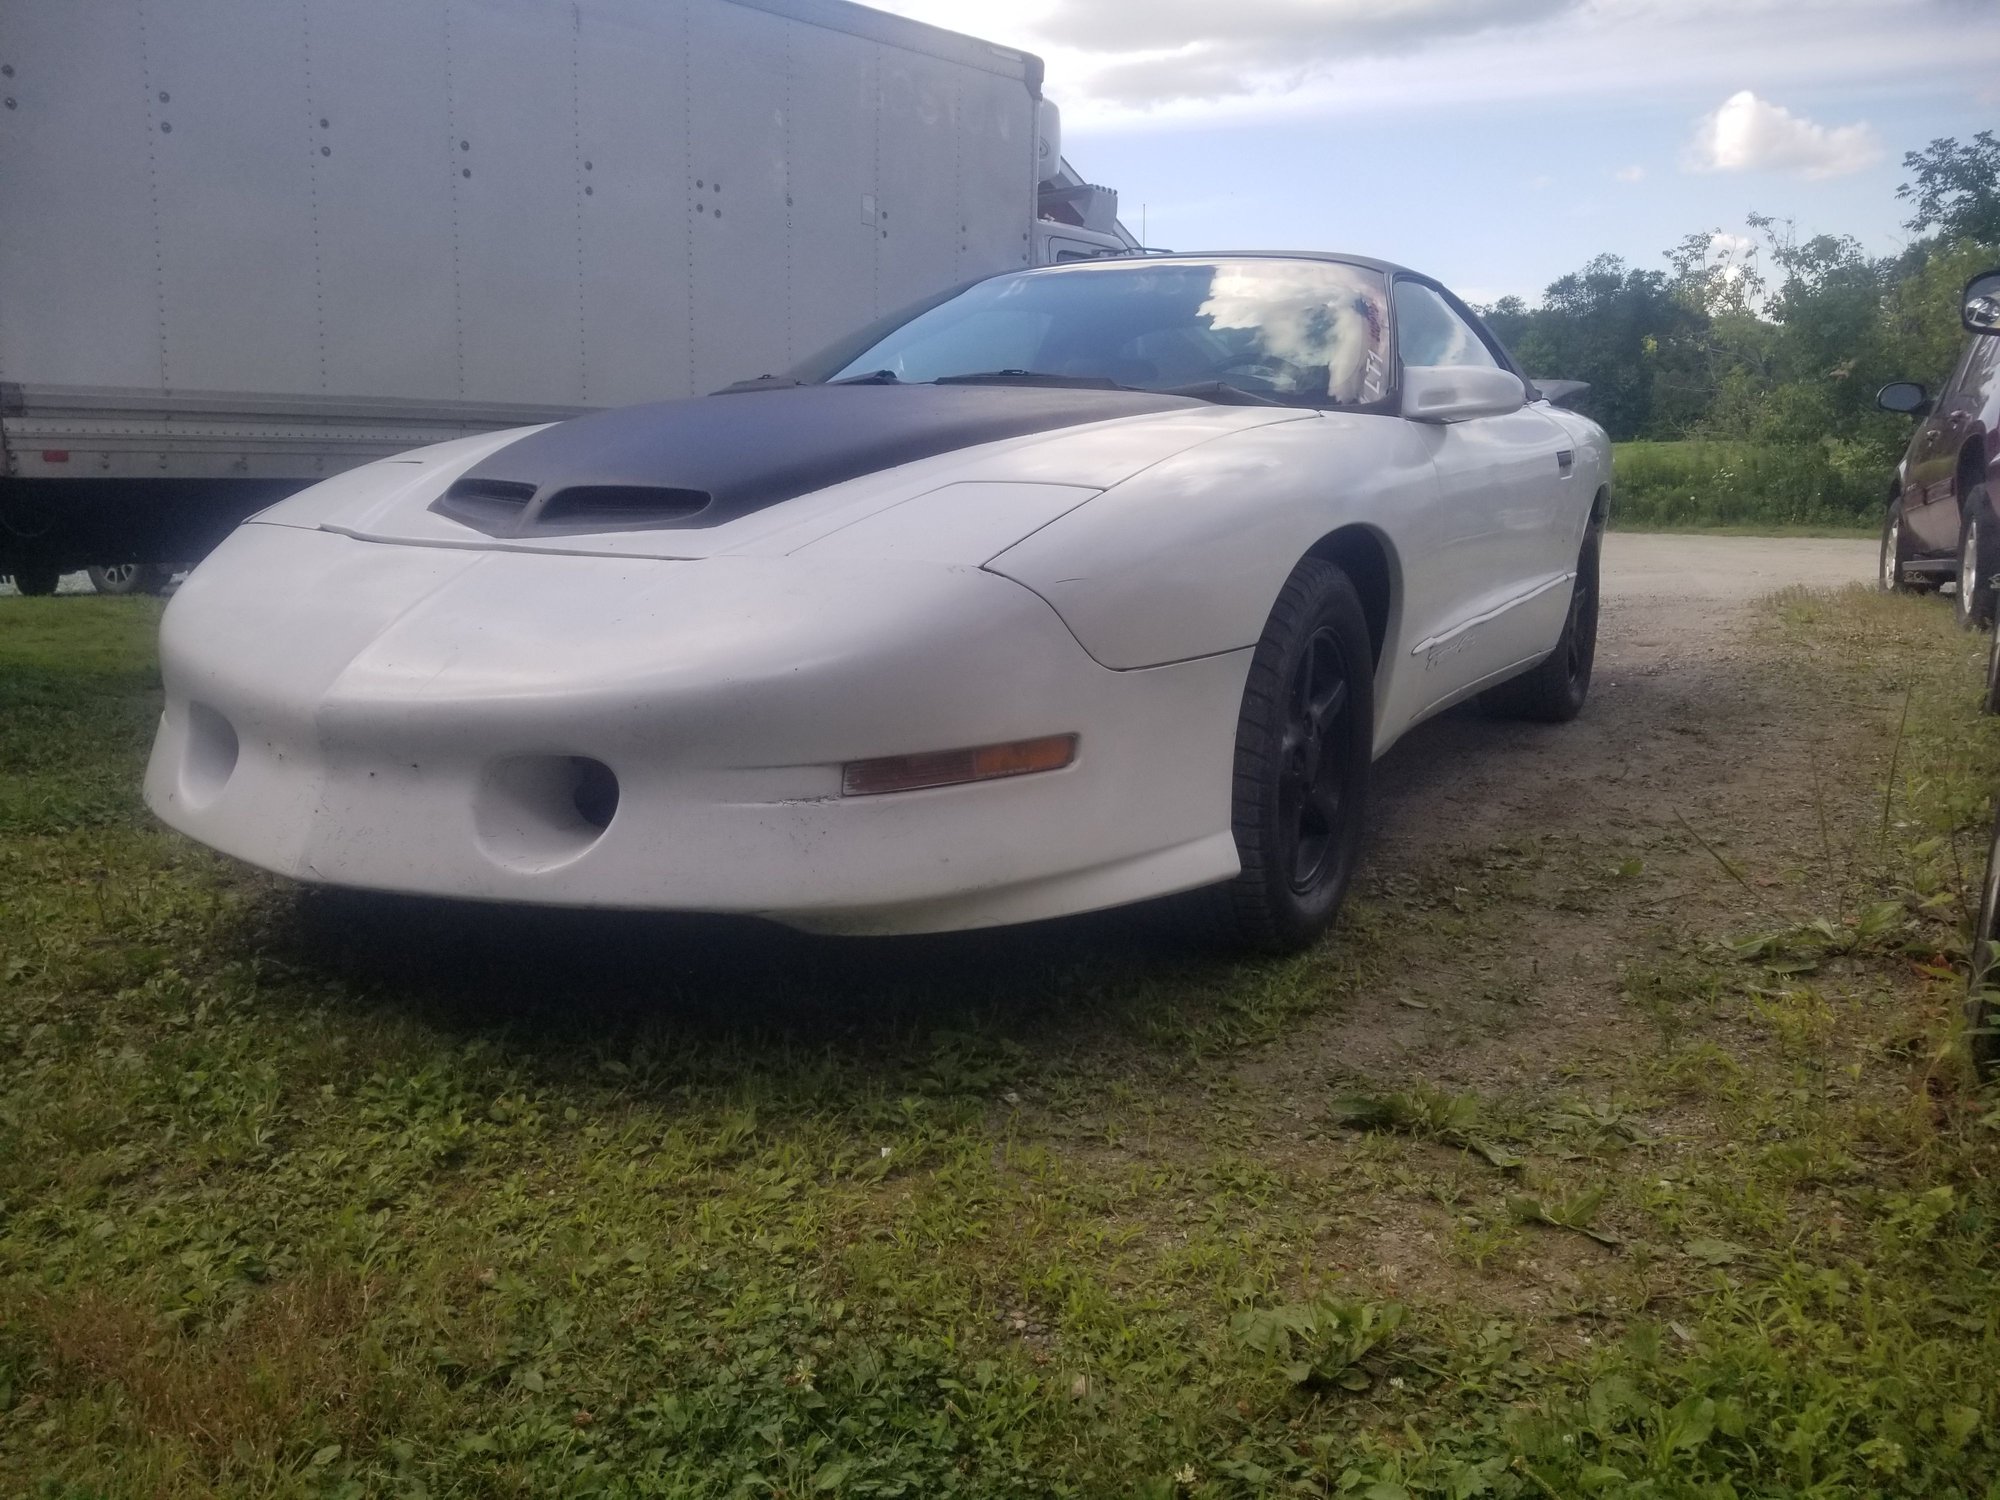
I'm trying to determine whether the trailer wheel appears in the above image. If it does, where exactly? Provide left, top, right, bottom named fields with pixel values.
left=87, top=563, right=172, bottom=596
left=9, top=565, right=61, bottom=597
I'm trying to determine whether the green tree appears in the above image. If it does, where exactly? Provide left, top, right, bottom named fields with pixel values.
left=1897, top=132, right=2000, bottom=247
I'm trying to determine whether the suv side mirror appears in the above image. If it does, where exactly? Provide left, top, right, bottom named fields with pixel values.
left=1877, top=380, right=1931, bottom=417
left=1964, top=270, right=2000, bottom=335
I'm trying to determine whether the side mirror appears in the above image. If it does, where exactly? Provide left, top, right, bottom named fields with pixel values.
left=1964, top=270, right=2000, bottom=335
left=1401, top=365, right=1527, bottom=423
left=1877, top=380, right=1931, bottom=417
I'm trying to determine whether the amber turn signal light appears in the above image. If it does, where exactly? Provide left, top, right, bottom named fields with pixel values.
left=841, top=733, right=1078, bottom=797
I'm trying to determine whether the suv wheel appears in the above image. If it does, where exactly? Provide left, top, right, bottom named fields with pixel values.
left=1957, top=485, right=1996, bottom=630
left=1880, top=501, right=1918, bottom=593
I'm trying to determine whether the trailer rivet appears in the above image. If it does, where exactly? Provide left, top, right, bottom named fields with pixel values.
left=1, top=65, right=13, bottom=77
left=462, top=167, right=471, bottom=178
left=158, top=90, right=169, bottom=103
left=696, top=179, right=703, bottom=188
left=583, top=160, right=592, bottom=170
left=714, top=208, right=721, bottom=218
left=320, top=145, right=331, bottom=157
left=584, top=185, right=593, bottom=195
left=695, top=203, right=703, bottom=212
left=2, top=98, right=12, bottom=110
left=460, top=139, right=470, bottom=151
left=319, top=117, right=329, bottom=129
left=160, top=121, right=171, bottom=132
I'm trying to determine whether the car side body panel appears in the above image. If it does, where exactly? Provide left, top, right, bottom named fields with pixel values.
left=988, top=402, right=1602, bottom=756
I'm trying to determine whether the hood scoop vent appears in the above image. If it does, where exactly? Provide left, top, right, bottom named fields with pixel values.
left=433, top=478, right=712, bottom=537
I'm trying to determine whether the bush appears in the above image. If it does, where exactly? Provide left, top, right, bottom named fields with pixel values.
left=1611, top=440, right=1888, bottom=530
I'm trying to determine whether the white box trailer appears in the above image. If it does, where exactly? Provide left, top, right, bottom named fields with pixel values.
left=0, top=0, right=1131, bottom=592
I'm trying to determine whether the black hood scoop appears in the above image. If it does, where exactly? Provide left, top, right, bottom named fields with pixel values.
left=433, top=383, right=1201, bottom=537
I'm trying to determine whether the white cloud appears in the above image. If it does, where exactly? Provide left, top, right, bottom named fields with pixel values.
left=869, top=0, right=2000, bottom=129
left=1684, top=90, right=1882, bottom=179
left=1045, top=0, right=1578, bottom=105
left=1613, top=164, right=1647, bottom=183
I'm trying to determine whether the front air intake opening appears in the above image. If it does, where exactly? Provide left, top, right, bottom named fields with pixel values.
left=570, top=756, right=619, bottom=830
left=432, top=478, right=536, bottom=535
left=473, top=755, right=621, bottom=873
left=180, top=701, right=239, bottom=809
left=536, top=485, right=711, bottom=529
left=430, top=479, right=711, bottom=537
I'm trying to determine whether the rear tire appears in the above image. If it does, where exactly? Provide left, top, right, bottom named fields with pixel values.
left=1879, top=499, right=1933, bottom=594
left=1956, top=486, right=1996, bottom=631
left=87, top=562, right=172, bottom=596
left=1984, top=619, right=2000, bottom=715
left=1481, top=519, right=1601, bottom=723
left=9, top=565, right=60, bottom=597
left=1205, top=556, right=1375, bottom=954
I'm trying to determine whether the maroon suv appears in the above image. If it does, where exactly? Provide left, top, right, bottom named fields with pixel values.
left=1879, top=268, right=2000, bottom=628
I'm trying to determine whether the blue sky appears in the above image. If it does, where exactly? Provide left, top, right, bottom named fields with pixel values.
left=874, top=0, right=2000, bottom=305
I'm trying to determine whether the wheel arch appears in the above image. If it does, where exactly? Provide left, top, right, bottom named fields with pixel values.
left=1302, top=524, right=1396, bottom=669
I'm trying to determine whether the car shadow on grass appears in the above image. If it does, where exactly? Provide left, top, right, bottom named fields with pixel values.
left=266, top=883, right=1261, bottom=1067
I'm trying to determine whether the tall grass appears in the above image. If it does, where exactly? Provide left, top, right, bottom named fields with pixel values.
left=1613, top=439, right=1888, bottom=531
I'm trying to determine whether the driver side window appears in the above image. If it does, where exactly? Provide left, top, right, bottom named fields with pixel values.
left=1394, top=280, right=1498, bottom=369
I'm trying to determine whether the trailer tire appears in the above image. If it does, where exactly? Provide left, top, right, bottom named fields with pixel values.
left=9, top=565, right=61, bottom=597
left=87, top=563, right=172, bottom=596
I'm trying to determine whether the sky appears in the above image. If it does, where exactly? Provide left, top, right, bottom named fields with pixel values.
left=869, top=0, right=2000, bottom=306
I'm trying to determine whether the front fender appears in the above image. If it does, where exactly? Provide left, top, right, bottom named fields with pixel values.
left=985, top=414, right=1429, bottom=669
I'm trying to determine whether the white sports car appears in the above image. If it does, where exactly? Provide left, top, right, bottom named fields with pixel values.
left=146, top=254, right=1608, bottom=949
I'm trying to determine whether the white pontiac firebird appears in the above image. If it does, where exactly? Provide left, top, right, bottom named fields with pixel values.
left=146, top=254, right=1609, bottom=950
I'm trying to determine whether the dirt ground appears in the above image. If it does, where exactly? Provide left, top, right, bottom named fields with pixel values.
left=1261, top=532, right=1880, bottom=1100
left=1374, top=533, right=1876, bottom=854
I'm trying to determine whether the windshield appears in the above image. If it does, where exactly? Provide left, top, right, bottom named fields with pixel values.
left=814, top=259, right=1392, bottom=407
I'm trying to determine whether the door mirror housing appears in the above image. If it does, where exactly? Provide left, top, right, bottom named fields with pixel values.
left=1400, top=365, right=1527, bottom=423
left=1877, top=380, right=1931, bottom=417
left=1964, top=270, right=2000, bottom=335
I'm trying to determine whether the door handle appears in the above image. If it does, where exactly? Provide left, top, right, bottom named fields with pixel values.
left=1556, top=449, right=1574, bottom=474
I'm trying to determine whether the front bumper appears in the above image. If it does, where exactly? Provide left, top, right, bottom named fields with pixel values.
left=145, top=524, right=1247, bottom=933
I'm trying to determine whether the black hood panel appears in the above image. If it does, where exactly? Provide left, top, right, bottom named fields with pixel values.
left=436, top=384, right=1203, bottom=537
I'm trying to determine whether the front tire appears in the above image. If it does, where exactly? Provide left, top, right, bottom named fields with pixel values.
left=1481, top=519, right=1601, bottom=723
left=1967, top=801, right=2000, bottom=1078
left=1206, top=556, right=1375, bottom=954
left=1984, top=620, right=2000, bottom=715
left=8, top=565, right=60, bottom=597
left=1956, top=486, right=1996, bottom=631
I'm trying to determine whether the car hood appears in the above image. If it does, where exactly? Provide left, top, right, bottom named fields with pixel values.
left=247, top=384, right=1315, bottom=563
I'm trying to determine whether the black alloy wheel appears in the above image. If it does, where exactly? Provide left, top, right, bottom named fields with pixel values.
left=1482, top=518, right=1601, bottom=723
left=1209, top=556, right=1375, bottom=953
left=1277, top=625, right=1354, bottom=895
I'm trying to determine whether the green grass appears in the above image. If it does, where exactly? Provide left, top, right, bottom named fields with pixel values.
left=1612, top=441, right=1886, bottom=533
left=5, top=589, right=2000, bottom=1497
